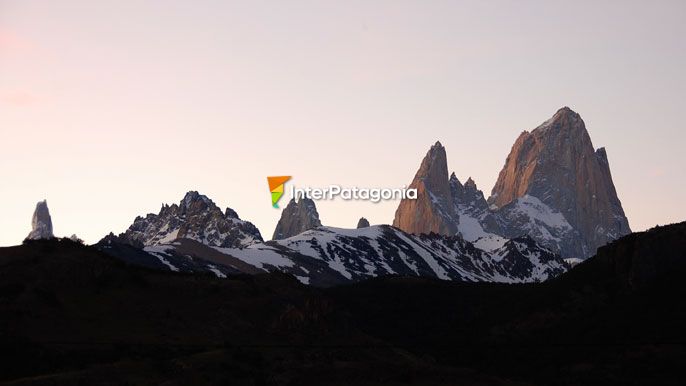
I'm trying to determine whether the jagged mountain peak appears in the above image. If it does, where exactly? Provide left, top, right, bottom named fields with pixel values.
left=393, top=108, right=629, bottom=260
left=180, top=190, right=216, bottom=211
left=531, top=106, right=589, bottom=142
left=393, top=142, right=458, bottom=236
left=464, top=177, right=477, bottom=190
left=595, top=147, right=609, bottom=164
left=546, top=106, right=580, bottom=122
left=115, top=191, right=263, bottom=248
left=488, top=107, right=630, bottom=258
left=418, top=141, right=450, bottom=186
left=272, top=197, right=322, bottom=240
left=225, top=207, right=239, bottom=219
left=555, top=105, right=577, bottom=117
left=26, top=200, right=54, bottom=241
left=183, top=190, right=204, bottom=200
left=451, top=173, right=490, bottom=221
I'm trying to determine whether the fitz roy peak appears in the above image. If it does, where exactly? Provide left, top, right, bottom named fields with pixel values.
left=488, top=107, right=630, bottom=258
left=118, top=191, right=262, bottom=248
left=393, top=107, right=630, bottom=259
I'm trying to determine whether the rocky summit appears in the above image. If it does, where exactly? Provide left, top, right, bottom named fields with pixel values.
left=392, top=141, right=459, bottom=236
left=394, top=107, right=631, bottom=260
left=25, top=200, right=54, bottom=240
left=272, top=197, right=322, bottom=240
left=117, top=191, right=262, bottom=248
left=356, top=217, right=370, bottom=228
left=489, top=107, right=631, bottom=258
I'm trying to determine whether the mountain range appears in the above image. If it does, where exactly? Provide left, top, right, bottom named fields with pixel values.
left=5, top=106, right=683, bottom=385
left=394, top=107, right=630, bottom=260
left=84, top=107, right=627, bottom=285
left=96, top=190, right=567, bottom=286
left=20, top=107, right=629, bottom=287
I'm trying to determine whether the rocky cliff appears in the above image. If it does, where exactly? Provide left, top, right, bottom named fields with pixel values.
left=489, top=107, right=631, bottom=257
left=119, top=191, right=262, bottom=248
left=393, top=141, right=459, bottom=236
left=26, top=200, right=54, bottom=240
left=394, top=107, right=631, bottom=259
left=272, top=197, right=322, bottom=240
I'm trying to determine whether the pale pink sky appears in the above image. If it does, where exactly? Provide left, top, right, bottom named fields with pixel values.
left=1, top=1, right=685, bottom=246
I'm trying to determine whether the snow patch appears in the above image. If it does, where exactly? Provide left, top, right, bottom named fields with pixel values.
left=144, top=245, right=180, bottom=272
left=207, top=265, right=227, bottom=278
left=213, top=246, right=294, bottom=269
left=473, top=234, right=508, bottom=252
left=513, top=195, right=573, bottom=230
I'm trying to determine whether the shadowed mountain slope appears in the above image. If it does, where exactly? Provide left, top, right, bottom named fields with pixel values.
left=1, top=221, right=685, bottom=385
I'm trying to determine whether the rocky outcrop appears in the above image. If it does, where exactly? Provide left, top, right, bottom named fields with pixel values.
left=119, top=191, right=262, bottom=248
left=356, top=217, right=370, bottom=228
left=26, top=200, right=54, bottom=240
left=392, top=107, right=630, bottom=260
left=272, top=197, right=322, bottom=240
left=69, top=234, right=83, bottom=244
left=451, top=174, right=490, bottom=216
left=393, top=142, right=459, bottom=236
left=393, top=143, right=504, bottom=246
left=488, top=107, right=631, bottom=258
left=449, top=174, right=505, bottom=244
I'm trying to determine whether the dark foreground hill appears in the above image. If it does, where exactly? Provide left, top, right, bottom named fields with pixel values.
left=1, top=222, right=686, bottom=385
left=327, top=221, right=686, bottom=385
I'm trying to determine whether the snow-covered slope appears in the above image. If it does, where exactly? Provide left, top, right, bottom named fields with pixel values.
left=448, top=169, right=582, bottom=259
left=248, top=225, right=566, bottom=285
left=492, top=195, right=584, bottom=258
left=100, top=225, right=568, bottom=287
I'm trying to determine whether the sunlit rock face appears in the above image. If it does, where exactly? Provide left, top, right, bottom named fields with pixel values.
left=393, top=107, right=630, bottom=260
left=393, top=141, right=459, bottom=236
left=488, top=107, right=631, bottom=258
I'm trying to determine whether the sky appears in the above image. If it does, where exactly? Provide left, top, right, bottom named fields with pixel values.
left=1, top=0, right=685, bottom=246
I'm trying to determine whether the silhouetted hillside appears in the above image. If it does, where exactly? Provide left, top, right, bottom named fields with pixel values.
left=2, top=222, right=686, bottom=385
left=328, top=222, right=686, bottom=385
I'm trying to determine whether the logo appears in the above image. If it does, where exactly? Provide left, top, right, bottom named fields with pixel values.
left=267, top=176, right=291, bottom=208
left=291, top=185, right=416, bottom=202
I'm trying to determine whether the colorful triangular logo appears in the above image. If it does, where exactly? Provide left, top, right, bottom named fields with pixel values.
left=267, top=176, right=291, bottom=208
